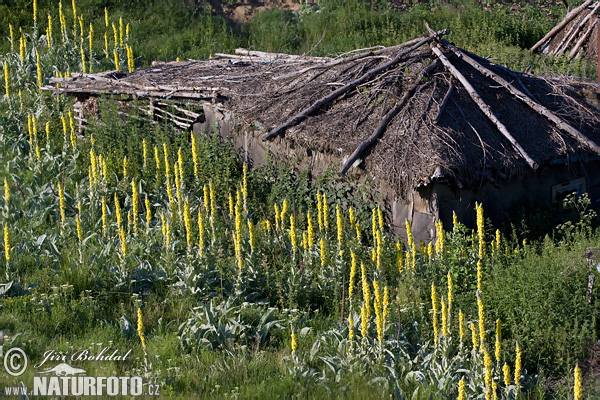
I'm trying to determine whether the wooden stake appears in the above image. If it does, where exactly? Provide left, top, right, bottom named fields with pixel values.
left=431, top=45, right=538, bottom=169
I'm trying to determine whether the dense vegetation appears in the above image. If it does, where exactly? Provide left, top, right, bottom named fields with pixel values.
left=1, top=0, right=599, bottom=398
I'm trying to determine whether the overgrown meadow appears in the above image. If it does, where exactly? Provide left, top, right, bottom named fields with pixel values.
left=1, top=0, right=600, bottom=398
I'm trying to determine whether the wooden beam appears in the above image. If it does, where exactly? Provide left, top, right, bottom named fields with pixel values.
left=431, top=44, right=538, bottom=169
left=531, top=0, right=594, bottom=52
left=261, top=30, right=447, bottom=141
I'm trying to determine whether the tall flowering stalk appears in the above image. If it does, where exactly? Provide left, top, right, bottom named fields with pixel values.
left=477, top=289, right=486, bottom=349
left=476, top=202, right=485, bottom=259
left=248, top=220, right=255, bottom=253
left=4, top=225, right=10, bottom=264
left=373, top=280, right=384, bottom=348
left=198, top=210, right=205, bottom=257
left=289, top=215, right=297, bottom=254
left=307, top=213, right=314, bottom=248
left=58, top=182, right=66, bottom=226
left=131, top=180, right=138, bottom=236
left=361, top=262, right=370, bottom=319
left=514, top=342, right=522, bottom=389
left=431, top=283, right=439, bottom=346
left=336, top=205, right=343, bottom=251
left=360, top=305, right=368, bottom=338
left=484, top=350, right=492, bottom=400
left=406, top=219, right=416, bottom=270
left=184, top=200, right=192, bottom=251
left=317, top=193, right=323, bottom=232
left=495, top=319, right=501, bottom=363
left=320, top=238, right=326, bottom=267
left=145, top=195, right=151, bottom=234
left=101, top=197, right=107, bottom=236
left=503, top=363, right=511, bottom=387
left=322, top=194, right=329, bottom=232
left=441, top=297, right=448, bottom=338
left=191, top=134, right=198, bottom=179
left=397, top=241, right=404, bottom=274
left=471, top=322, right=478, bottom=350
left=242, top=164, right=248, bottom=212
left=435, top=220, right=444, bottom=255
left=349, top=252, right=357, bottom=304
left=3, top=62, right=9, bottom=98
left=458, top=378, right=466, bottom=400
left=458, top=310, right=465, bottom=344
left=137, top=307, right=149, bottom=369
left=447, top=271, right=453, bottom=330
left=574, top=364, right=582, bottom=400
left=114, top=194, right=127, bottom=256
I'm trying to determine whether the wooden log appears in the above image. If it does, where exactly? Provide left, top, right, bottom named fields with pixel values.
left=234, top=48, right=331, bottom=62
left=339, top=60, right=439, bottom=175
left=569, top=17, right=598, bottom=58
left=431, top=45, right=538, bottom=169
left=434, top=80, right=454, bottom=124
left=554, top=3, right=600, bottom=56
left=531, top=0, right=594, bottom=52
left=445, top=43, right=600, bottom=155
left=262, top=31, right=446, bottom=141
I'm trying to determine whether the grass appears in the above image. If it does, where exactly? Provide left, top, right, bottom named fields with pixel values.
left=0, top=0, right=599, bottom=398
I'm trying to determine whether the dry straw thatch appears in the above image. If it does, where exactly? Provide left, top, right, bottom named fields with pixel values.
left=46, top=27, right=600, bottom=198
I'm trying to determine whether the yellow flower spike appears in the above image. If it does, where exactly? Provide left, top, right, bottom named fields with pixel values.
left=382, top=286, right=390, bottom=324
left=104, top=7, right=109, bottom=27
left=274, top=204, right=280, bottom=232
left=307, top=212, right=314, bottom=248
left=198, top=210, right=205, bottom=256
left=113, top=50, right=119, bottom=70
left=492, top=381, right=498, bottom=400
left=355, top=221, right=361, bottom=242
left=316, top=193, right=323, bottom=232
left=68, top=111, right=76, bottom=148
left=458, top=310, right=464, bottom=344
left=290, top=331, right=297, bottom=352
left=99, top=197, right=107, bottom=236
left=104, top=32, right=108, bottom=58
left=145, top=195, right=151, bottom=229
left=405, top=219, right=416, bottom=270
left=80, top=46, right=87, bottom=74
left=289, top=215, right=297, bottom=253
left=209, top=182, right=216, bottom=223
left=397, top=241, right=404, bottom=274
left=131, top=180, right=138, bottom=235
left=320, top=238, right=326, bottom=267
left=122, top=156, right=128, bottom=179
left=574, top=364, right=582, bottom=400
left=141, top=139, right=147, bottom=171
left=242, top=163, right=248, bottom=212
left=58, top=182, right=66, bottom=225
left=228, top=194, right=234, bottom=216
left=349, top=252, right=357, bottom=303
left=377, top=207, right=384, bottom=232
left=477, top=260, right=483, bottom=292
left=191, top=133, right=198, bottom=178
left=301, top=232, right=307, bottom=251
left=76, top=215, right=82, bottom=242
left=322, top=194, right=329, bottom=231
left=184, top=200, right=192, bottom=249
left=441, top=296, right=448, bottom=337
left=19, top=34, right=25, bottom=64
left=375, top=230, right=382, bottom=270
left=36, top=51, right=43, bottom=88
left=427, top=242, right=433, bottom=262
left=112, top=23, right=118, bottom=48
left=9, top=24, right=14, bottom=51
left=496, top=229, right=501, bottom=252
left=348, top=207, right=355, bottom=228
left=515, top=342, right=522, bottom=389
left=72, top=0, right=78, bottom=32
left=371, top=208, right=377, bottom=241
left=163, top=143, right=170, bottom=181
left=360, top=305, right=368, bottom=338
left=431, top=283, right=439, bottom=345
left=477, top=289, right=486, bottom=349
left=476, top=202, right=485, bottom=259
left=59, top=2, right=65, bottom=38
left=373, top=280, right=383, bottom=346
left=471, top=322, right=479, bottom=350
left=361, top=262, right=370, bottom=318
left=127, top=44, right=134, bottom=73
left=4, top=178, right=10, bottom=203
left=484, top=350, right=492, bottom=395
left=336, top=205, right=343, bottom=248
left=248, top=220, right=255, bottom=252
left=457, top=378, right=466, bottom=400
left=137, top=308, right=146, bottom=350
left=3, top=62, right=9, bottom=98
left=4, top=225, right=10, bottom=262
left=405, top=252, right=411, bottom=273
left=45, top=122, right=51, bottom=152
left=348, top=315, right=354, bottom=340
left=435, top=220, right=445, bottom=256
left=126, top=23, right=130, bottom=42
left=447, top=271, right=453, bottom=321
left=495, top=319, right=501, bottom=363
left=503, top=363, right=511, bottom=387
left=280, top=200, right=288, bottom=230
left=203, top=185, right=209, bottom=212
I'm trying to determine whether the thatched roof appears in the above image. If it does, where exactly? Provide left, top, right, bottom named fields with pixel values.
left=532, top=0, right=599, bottom=60
left=45, top=29, right=600, bottom=197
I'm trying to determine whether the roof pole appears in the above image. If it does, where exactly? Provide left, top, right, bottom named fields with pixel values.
left=597, top=15, right=599, bottom=95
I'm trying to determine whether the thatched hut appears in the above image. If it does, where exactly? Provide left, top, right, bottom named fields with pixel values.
left=44, top=29, right=600, bottom=241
